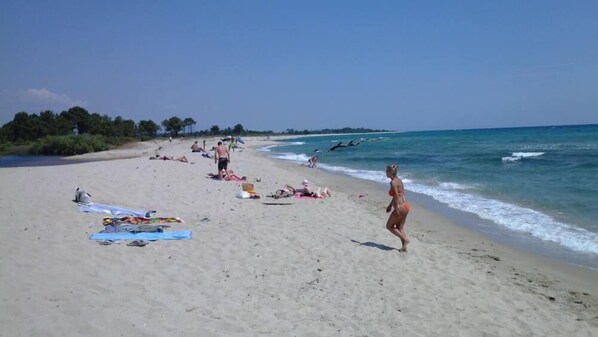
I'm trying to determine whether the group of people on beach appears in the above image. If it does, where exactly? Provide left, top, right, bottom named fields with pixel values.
left=308, top=140, right=410, bottom=252
left=157, top=137, right=411, bottom=252
left=191, top=140, right=206, bottom=153
left=195, top=139, right=237, bottom=181
left=292, top=144, right=411, bottom=251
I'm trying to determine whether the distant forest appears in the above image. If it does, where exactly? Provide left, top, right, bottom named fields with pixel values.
left=0, top=106, right=389, bottom=143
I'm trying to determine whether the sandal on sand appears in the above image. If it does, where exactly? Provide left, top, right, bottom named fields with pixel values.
left=98, top=240, right=115, bottom=246
left=127, top=240, right=148, bottom=247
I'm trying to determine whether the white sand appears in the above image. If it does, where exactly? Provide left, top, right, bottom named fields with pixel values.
left=1, top=137, right=596, bottom=337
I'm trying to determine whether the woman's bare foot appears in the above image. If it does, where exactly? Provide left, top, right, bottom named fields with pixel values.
left=399, top=240, right=409, bottom=252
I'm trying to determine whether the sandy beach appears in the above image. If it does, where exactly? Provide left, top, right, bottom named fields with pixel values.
left=0, top=137, right=596, bottom=337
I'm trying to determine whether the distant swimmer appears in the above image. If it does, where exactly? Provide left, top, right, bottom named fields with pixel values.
left=347, top=139, right=364, bottom=146
left=328, top=141, right=347, bottom=152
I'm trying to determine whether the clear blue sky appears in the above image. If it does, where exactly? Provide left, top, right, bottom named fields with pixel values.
left=1, top=0, right=596, bottom=132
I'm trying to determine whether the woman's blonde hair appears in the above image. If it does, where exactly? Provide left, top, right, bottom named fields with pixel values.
left=386, top=164, right=398, bottom=177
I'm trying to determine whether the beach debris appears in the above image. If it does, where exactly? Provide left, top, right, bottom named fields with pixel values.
left=485, top=255, right=501, bottom=261
left=306, top=278, right=319, bottom=286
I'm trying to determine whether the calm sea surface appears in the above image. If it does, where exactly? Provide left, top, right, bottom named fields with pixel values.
left=0, top=155, right=76, bottom=167
left=261, top=124, right=598, bottom=269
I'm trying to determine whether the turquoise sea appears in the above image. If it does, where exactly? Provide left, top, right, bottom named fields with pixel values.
left=261, top=124, right=598, bottom=269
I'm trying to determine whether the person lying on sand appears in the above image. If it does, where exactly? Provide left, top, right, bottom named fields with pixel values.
left=207, top=169, right=246, bottom=181
left=149, top=154, right=193, bottom=163
left=300, top=180, right=331, bottom=198
left=267, top=185, right=296, bottom=199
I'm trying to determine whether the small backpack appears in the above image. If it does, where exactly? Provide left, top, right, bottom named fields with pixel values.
left=74, top=188, right=92, bottom=204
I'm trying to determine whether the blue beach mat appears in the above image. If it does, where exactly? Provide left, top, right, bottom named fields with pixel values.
left=89, top=230, right=192, bottom=241
left=79, top=202, right=149, bottom=217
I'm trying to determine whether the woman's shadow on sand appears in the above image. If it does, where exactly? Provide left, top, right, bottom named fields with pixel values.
left=350, top=239, right=397, bottom=251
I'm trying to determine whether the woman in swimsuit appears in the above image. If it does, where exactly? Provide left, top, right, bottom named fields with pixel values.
left=300, top=180, right=331, bottom=198
left=385, top=164, right=410, bottom=252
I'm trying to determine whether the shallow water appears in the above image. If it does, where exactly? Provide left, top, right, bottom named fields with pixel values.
left=262, top=124, right=598, bottom=269
left=0, top=155, right=91, bottom=167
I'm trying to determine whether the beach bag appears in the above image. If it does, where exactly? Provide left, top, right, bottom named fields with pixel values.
left=236, top=191, right=251, bottom=199
left=74, top=188, right=92, bottom=204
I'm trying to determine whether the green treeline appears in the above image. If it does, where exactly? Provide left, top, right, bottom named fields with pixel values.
left=0, top=106, right=388, bottom=156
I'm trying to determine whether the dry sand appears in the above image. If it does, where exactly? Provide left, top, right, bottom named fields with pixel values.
left=1, top=137, right=597, bottom=337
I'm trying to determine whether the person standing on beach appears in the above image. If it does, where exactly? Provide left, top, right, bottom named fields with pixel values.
left=385, top=164, right=410, bottom=252
left=228, top=137, right=237, bottom=152
left=214, top=141, right=230, bottom=180
left=308, top=154, right=318, bottom=168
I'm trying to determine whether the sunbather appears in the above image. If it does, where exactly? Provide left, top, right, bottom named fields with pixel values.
left=226, top=170, right=246, bottom=181
left=301, top=180, right=331, bottom=198
left=191, top=141, right=204, bottom=152
left=268, top=185, right=296, bottom=199
left=207, top=169, right=246, bottom=181
left=150, top=154, right=191, bottom=163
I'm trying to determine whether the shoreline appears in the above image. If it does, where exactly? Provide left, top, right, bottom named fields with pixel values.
left=263, top=135, right=598, bottom=271
left=0, top=138, right=596, bottom=335
left=256, top=145, right=598, bottom=288
left=254, top=141, right=598, bottom=324
left=405, top=189, right=598, bottom=271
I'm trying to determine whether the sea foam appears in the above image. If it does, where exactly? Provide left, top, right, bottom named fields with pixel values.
left=257, top=145, right=278, bottom=152
left=407, top=182, right=598, bottom=255
left=502, top=152, right=544, bottom=162
left=271, top=152, right=598, bottom=255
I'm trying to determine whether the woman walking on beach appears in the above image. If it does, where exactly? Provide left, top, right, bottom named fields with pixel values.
left=385, top=164, right=410, bottom=252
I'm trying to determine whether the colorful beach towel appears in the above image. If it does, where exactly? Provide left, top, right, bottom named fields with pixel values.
left=89, top=230, right=192, bottom=241
left=102, top=216, right=183, bottom=227
left=78, top=202, right=150, bottom=217
left=101, top=224, right=168, bottom=233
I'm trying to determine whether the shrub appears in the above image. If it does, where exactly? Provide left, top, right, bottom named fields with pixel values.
left=29, top=135, right=109, bottom=155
